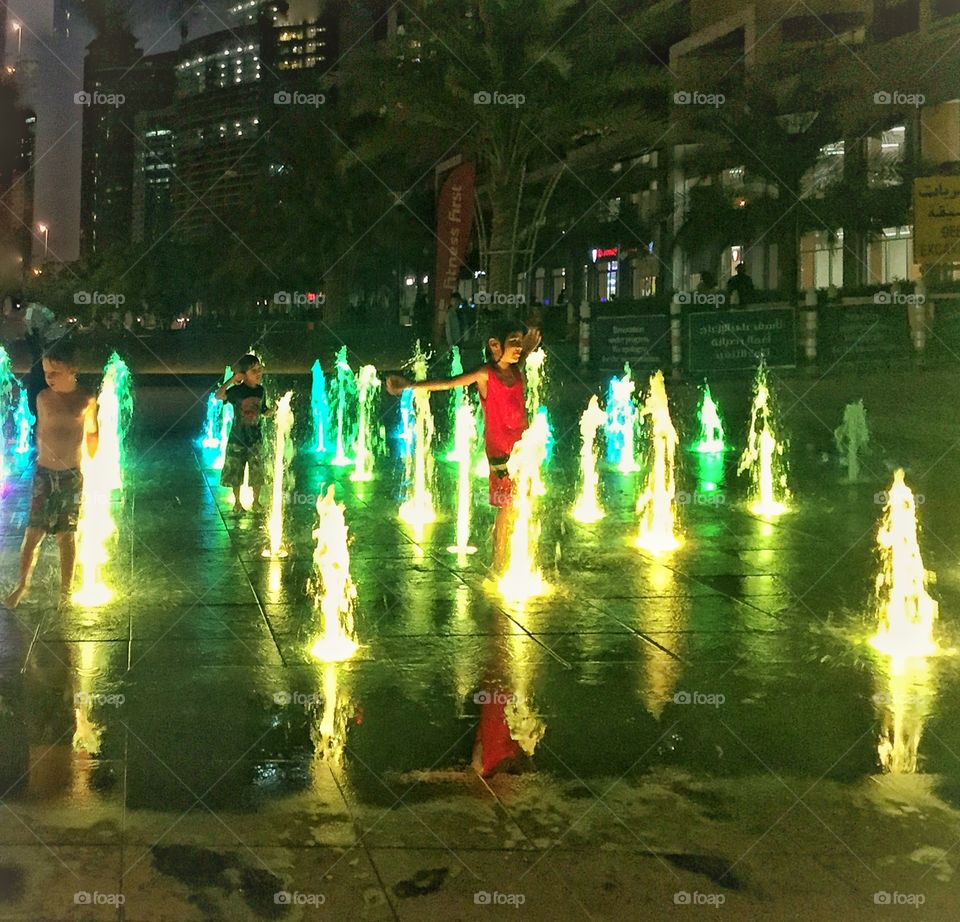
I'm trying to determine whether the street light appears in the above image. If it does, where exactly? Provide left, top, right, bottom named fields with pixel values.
left=37, top=223, right=49, bottom=261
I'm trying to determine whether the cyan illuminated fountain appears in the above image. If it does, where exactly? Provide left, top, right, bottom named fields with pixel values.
left=635, top=370, right=681, bottom=554
left=309, top=485, right=359, bottom=662
left=447, top=398, right=477, bottom=556
left=262, top=391, right=294, bottom=559
left=13, top=387, right=34, bottom=454
left=572, top=396, right=606, bottom=523
left=399, top=341, right=436, bottom=531
left=397, top=389, right=415, bottom=459
left=738, top=360, right=789, bottom=516
left=350, top=365, right=382, bottom=482
left=330, top=346, right=357, bottom=467
left=694, top=383, right=726, bottom=454
left=213, top=366, right=233, bottom=471
left=499, top=412, right=550, bottom=602
left=444, top=346, right=464, bottom=462
left=871, top=470, right=938, bottom=658
left=200, top=392, right=221, bottom=450
left=311, top=359, right=331, bottom=455
left=835, top=399, right=869, bottom=483
left=605, top=363, right=640, bottom=473
left=74, top=353, right=133, bottom=606
left=0, top=347, right=17, bottom=480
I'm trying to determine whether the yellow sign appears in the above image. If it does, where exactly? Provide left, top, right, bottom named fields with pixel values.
left=913, top=176, right=960, bottom=263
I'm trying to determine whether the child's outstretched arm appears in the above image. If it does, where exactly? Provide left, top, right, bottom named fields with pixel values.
left=386, top=367, right=487, bottom=396
left=215, top=372, right=243, bottom=401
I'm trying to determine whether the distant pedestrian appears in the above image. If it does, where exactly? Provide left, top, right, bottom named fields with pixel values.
left=726, top=264, right=755, bottom=307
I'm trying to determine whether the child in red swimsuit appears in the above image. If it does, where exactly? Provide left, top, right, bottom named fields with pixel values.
left=386, top=322, right=541, bottom=573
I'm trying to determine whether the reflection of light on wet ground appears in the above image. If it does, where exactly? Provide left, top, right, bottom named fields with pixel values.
left=874, top=655, right=935, bottom=774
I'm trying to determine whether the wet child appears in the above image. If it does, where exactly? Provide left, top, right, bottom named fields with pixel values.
left=216, top=353, right=273, bottom=512
left=5, top=339, right=99, bottom=608
left=386, top=322, right=541, bottom=573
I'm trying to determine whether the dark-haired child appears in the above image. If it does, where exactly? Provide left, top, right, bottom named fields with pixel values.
left=5, top=339, right=99, bottom=608
left=386, top=323, right=541, bottom=573
left=216, top=353, right=273, bottom=512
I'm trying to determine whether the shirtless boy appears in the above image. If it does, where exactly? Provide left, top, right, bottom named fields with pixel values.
left=5, top=339, right=99, bottom=608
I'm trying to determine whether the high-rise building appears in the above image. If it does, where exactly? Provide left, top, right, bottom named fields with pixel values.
left=79, top=32, right=176, bottom=255
left=0, top=74, right=36, bottom=288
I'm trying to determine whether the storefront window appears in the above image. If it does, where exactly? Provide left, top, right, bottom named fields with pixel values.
left=800, top=230, right=843, bottom=289
left=868, top=225, right=914, bottom=283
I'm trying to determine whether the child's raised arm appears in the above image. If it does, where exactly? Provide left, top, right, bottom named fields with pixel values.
left=215, top=372, right=243, bottom=401
left=386, top=366, right=487, bottom=396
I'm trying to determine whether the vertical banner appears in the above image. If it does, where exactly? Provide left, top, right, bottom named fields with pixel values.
left=434, top=162, right=476, bottom=345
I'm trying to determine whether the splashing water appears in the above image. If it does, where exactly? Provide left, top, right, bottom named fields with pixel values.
left=524, top=347, right=553, bottom=485
left=694, top=383, right=725, bottom=454
left=351, top=365, right=382, bottom=482
left=13, top=387, right=34, bottom=454
left=605, top=363, right=640, bottom=473
left=0, top=348, right=17, bottom=480
left=871, top=470, right=938, bottom=658
left=200, top=393, right=221, bottom=450
left=212, top=366, right=233, bottom=471
left=331, top=346, right=357, bottom=466
left=572, top=395, right=606, bottom=523
left=499, top=413, right=550, bottom=602
left=309, top=485, right=359, bottom=662
left=737, top=360, right=789, bottom=516
left=397, top=389, right=415, bottom=459
left=444, top=346, right=464, bottom=462
left=447, top=399, right=477, bottom=555
left=472, top=394, right=488, bottom=477
left=835, top=399, right=869, bottom=483
left=74, top=354, right=133, bottom=605
left=635, top=371, right=681, bottom=553
left=262, top=391, right=294, bottom=558
left=399, top=341, right=436, bottom=530
left=311, top=359, right=331, bottom=455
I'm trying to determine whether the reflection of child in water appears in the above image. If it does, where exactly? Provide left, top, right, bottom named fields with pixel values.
left=471, top=687, right=545, bottom=777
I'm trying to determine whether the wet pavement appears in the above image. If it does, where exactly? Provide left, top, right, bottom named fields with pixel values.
left=2, top=367, right=960, bottom=920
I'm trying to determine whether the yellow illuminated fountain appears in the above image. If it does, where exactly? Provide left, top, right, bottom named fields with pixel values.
left=309, top=485, right=359, bottom=662
left=262, top=391, right=294, bottom=559
left=499, top=412, right=550, bottom=602
left=738, top=360, right=789, bottom=516
left=74, top=354, right=132, bottom=606
left=350, top=365, right=382, bottom=482
left=871, top=470, right=938, bottom=658
left=399, top=342, right=436, bottom=531
left=572, top=395, right=607, bottom=523
left=635, top=371, right=681, bottom=554
left=447, top=399, right=477, bottom=556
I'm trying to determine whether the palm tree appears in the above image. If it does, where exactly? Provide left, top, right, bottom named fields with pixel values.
left=340, top=0, right=668, bottom=338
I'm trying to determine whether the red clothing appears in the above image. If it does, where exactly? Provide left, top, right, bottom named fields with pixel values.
left=479, top=364, right=527, bottom=507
